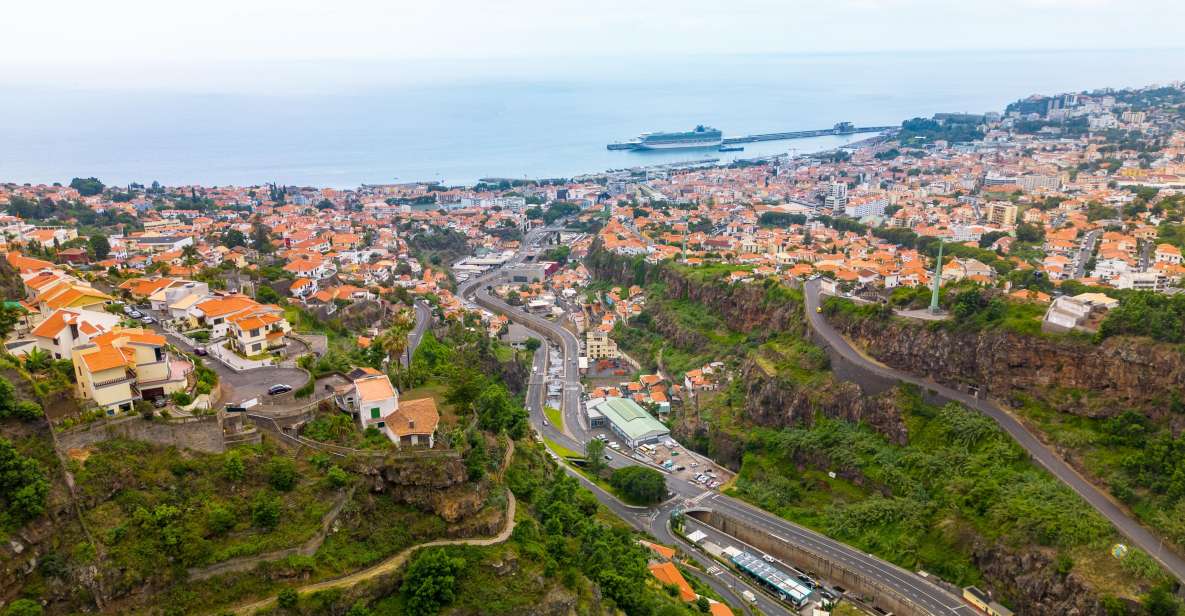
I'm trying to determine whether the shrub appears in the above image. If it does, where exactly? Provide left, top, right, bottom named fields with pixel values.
left=267, top=457, right=298, bottom=491
left=294, top=380, right=314, bottom=399
left=223, top=452, right=246, bottom=482
left=277, top=588, right=298, bottom=609
left=170, top=391, right=193, bottom=407
left=251, top=494, right=280, bottom=529
left=206, top=505, right=236, bottom=536
left=327, top=466, right=349, bottom=488
left=3, top=599, right=43, bottom=616
left=11, top=400, right=42, bottom=421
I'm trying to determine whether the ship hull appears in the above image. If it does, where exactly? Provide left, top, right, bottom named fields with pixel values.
left=633, top=139, right=723, bottom=151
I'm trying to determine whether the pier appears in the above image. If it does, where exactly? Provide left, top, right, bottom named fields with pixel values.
left=607, top=122, right=897, bottom=150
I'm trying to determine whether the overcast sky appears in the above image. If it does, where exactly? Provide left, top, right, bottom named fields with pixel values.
left=5, top=0, right=1183, bottom=90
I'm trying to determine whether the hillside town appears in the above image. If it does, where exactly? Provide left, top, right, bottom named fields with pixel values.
left=0, top=81, right=1185, bottom=616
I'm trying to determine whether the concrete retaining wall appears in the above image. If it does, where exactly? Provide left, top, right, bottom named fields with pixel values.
left=57, top=413, right=226, bottom=454
left=688, top=509, right=936, bottom=616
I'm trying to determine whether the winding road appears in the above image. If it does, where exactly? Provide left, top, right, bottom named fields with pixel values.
left=458, top=228, right=973, bottom=616
left=802, top=278, right=1185, bottom=584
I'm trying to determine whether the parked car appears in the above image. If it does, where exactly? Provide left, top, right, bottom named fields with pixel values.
left=122, top=305, right=134, bottom=315
left=152, top=397, right=167, bottom=408
left=268, top=384, right=293, bottom=396
left=129, top=310, right=143, bottom=319
left=140, top=316, right=155, bottom=324
left=193, top=347, right=208, bottom=356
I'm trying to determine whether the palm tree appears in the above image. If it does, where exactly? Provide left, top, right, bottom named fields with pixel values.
left=375, top=306, right=416, bottom=388
left=181, top=244, right=200, bottom=269
left=22, top=347, right=50, bottom=373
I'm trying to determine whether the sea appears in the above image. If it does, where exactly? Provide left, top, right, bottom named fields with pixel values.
left=1, top=49, right=1183, bottom=188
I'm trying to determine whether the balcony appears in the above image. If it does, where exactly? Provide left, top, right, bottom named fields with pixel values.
left=93, top=370, right=136, bottom=389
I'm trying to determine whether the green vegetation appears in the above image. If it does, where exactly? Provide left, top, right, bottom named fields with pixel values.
left=728, top=386, right=1157, bottom=602
left=301, top=409, right=394, bottom=450
left=608, top=466, right=667, bottom=505
left=1013, top=393, right=1185, bottom=560
left=543, top=406, right=563, bottom=431
left=897, top=116, right=984, bottom=145
left=1098, top=292, right=1185, bottom=344
left=71, top=439, right=345, bottom=595
left=0, top=438, right=50, bottom=524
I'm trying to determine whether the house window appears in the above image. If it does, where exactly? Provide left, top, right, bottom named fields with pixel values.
left=250, top=329, right=259, bottom=338
left=370, top=408, right=380, bottom=419
left=252, top=343, right=261, bottom=352
left=377, top=421, right=385, bottom=428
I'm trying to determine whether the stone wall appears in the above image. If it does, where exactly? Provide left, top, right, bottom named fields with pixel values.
left=56, top=413, right=225, bottom=454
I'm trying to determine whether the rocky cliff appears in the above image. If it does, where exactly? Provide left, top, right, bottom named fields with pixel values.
left=830, top=314, right=1185, bottom=419
left=369, top=453, right=496, bottom=527
left=738, top=357, right=909, bottom=445
left=973, top=543, right=1113, bottom=616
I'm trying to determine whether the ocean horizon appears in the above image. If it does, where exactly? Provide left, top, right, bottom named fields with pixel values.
left=2, top=48, right=1183, bottom=188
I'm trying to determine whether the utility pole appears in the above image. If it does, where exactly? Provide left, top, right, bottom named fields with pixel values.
left=929, top=240, right=944, bottom=314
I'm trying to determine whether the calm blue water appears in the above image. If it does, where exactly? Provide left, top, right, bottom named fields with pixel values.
left=1, top=50, right=1182, bottom=188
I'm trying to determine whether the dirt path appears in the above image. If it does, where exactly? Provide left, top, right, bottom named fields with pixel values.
left=227, top=440, right=519, bottom=615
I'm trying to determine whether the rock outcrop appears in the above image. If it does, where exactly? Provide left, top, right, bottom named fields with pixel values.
left=831, top=314, right=1185, bottom=418
left=370, top=453, right=488, bottom=523
left=974, top=543, right=1110, bottom=616
left=738, top=357, right=909, bottom=446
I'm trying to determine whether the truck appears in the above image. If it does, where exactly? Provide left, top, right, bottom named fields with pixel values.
left=741, top=590, right=757, bottom=604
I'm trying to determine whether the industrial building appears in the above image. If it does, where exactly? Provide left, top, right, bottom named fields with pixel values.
left=585, top=397, right=669, bottom=448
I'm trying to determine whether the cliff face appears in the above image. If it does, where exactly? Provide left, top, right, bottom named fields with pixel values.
left=371, top=454, right=489, bottom=523
left=588, top=250, right=806, bottom=337
left=738, top=358, right=909, bottom=445
left=974, top=543, right=1110, bottom=616
left=831, top=315, right=1185, bottom=419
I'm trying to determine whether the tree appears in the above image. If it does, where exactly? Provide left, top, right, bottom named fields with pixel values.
left=267, top=457, right=298, bottom=491
left=696, top=596, right=711, bottom=613
left=88, top=234, right=111, bottom=259
left=1015, top=222, right=1045, bottom=243
left=0, top=307, right=24, bottom=341
left=585, top=438, right=606, bottom=475
left=251, top=222, right=274, bottom=253
left=402, top=548, right=465, bottom=615
left=222, top=229, right=247, bottom=249
left=69, top=177, right=105, bottom=196
left=1145, top=586, right=1181, bottom=616
left=0, top=439, right=49, bottom=521
left=251, top=494, right=281, bottom=529
left=609, top=466, right=667, bottom=504
left=523, top=338, right=542, bottom=353
left=256, top=285, right=281, bottom=304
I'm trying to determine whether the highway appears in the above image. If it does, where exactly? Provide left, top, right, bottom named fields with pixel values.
left=802, top=279, right=1185, bottom=584
left=457, top=227, right=972, bottom=616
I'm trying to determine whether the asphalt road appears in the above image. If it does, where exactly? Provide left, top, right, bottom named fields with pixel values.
left=457, top=229, right=972, bottom=616
left=803, top=279, right=1185, bottom=584
left=402, top=300, right=433, bottom=368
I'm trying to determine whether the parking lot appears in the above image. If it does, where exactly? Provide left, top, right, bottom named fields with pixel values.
left=585, top=427, right=733, bottom=488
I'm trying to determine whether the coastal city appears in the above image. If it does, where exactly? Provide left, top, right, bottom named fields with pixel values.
left=3, top=70, right=1185, bottom=616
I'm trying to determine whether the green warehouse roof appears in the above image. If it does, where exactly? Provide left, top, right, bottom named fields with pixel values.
left=593, top=397, right=669, bottom=442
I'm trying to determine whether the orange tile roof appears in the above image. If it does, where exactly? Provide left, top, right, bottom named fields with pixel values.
left=80, top=346, right=130, bottom=372
left=356, top=375, right=396, bottom=402
left=386, top=397, right=439, bottom=437
left=648, top=562, right=696, bottom=602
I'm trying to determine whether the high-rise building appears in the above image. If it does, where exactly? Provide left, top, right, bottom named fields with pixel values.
left=986, top=202, right=1018, bottom=227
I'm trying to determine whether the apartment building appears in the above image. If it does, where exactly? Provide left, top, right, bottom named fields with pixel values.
left=985, top=202, right=1018, bottom=227
left=73, top=328, right=190, bottom=412
left=586, top=328, right=620, bottom=360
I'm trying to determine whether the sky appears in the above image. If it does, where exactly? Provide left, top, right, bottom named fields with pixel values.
left=4, top=0, right=1184, bottom=91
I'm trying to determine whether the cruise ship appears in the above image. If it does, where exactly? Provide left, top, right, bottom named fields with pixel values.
left=608, top=125, right=723, bottom=151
